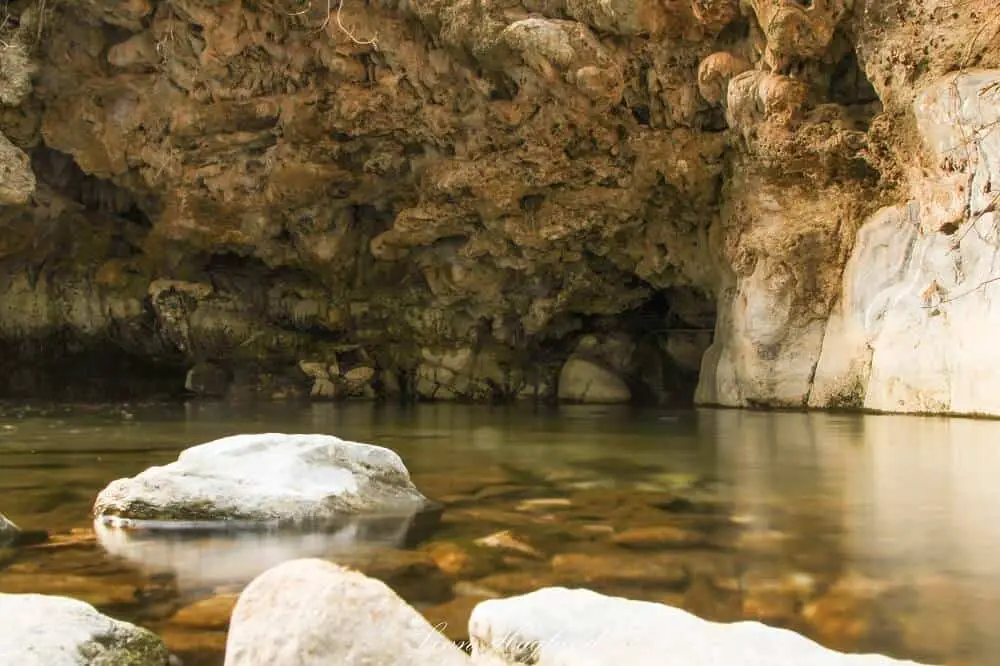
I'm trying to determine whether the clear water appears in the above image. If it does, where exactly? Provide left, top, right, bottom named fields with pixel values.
left=1, top=402, right=997, bottom=665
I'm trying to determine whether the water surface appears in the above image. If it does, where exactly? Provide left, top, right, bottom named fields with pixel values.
left=1, top=402, right=997, bottom=665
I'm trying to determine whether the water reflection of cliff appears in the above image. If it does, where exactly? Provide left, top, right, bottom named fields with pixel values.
left=703, top=409, right=1000, bottom=659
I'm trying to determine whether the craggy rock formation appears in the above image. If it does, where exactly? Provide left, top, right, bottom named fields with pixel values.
left=0, top=0, right=998, bottom=413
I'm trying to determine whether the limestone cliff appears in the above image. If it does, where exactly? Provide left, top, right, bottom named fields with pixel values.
left=0, top=0, right=997, bottom=412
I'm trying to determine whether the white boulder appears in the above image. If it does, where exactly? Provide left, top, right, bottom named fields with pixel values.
left=224, top=558, right=469, bottom=666
left=0, top=593, right=169, bottom=665
left=468, top=587, right=931, bottom=666
left=93, top=433, right=431, bottom=523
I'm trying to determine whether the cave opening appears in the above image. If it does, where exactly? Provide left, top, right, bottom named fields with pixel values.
left=0, top=334, right=188, bottom=402
left=828, top=42, right=882, bottom=129
left=617, top=287, right=717, bottom=408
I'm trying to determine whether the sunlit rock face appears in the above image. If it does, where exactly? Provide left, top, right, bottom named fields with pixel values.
left=0, top=0, right=998, bottom=413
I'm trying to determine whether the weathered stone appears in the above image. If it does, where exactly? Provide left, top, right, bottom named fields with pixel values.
left=0, top=0, right=997, bottom=420
left=0, top=134, right=34, bottom=206
left=93, top=433, right=430, bottom=522
left=809, top=71, right=1000, bottom=415
left=557, top=358, right=631, bottom=404
left=224, top=559, right=469, bottom=666
left=468, top=587, right=931, bottom=665
left=0, top=593, right=170, bottom=665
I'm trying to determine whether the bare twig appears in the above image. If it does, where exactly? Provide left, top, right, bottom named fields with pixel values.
left=921, top=274, right=1000, bottom=308
left=949, top=190, right=1000, bottom=249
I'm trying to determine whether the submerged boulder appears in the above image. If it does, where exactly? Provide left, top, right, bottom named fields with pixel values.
left=468, top=587, right=932, bottom=666
left=0, top=593, right=170, bottom=665
left=93, top=433, right=432, bottom=524
left=0, top=513, right=19, bottom=548
left=224, top=558, right=469, bottom=666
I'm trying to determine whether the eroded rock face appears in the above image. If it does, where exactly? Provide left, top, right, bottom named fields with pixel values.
left=93, top=433, right=431, bottom=522
left=468, top=587, right=931, bottom=665
left=810, top=71, right=1000, bottom=414
left=0, top=0, right=997, bottom=414
left=0, top=593, right=170, bottom=665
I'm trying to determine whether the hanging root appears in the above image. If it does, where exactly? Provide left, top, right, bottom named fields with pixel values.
left=287, top=0, right=378, bottom=49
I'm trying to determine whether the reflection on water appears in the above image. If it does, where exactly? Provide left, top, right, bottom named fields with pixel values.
left=1, top=402, right=1000, bottom=665
left=93, top=509, right=431, bottom=592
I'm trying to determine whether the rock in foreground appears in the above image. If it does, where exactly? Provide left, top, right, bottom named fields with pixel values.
left=224, top=558, right=468, bottom=666
left=468, top=587, right=932, bottom=666
left=93, top=433, right=431, bottom=523
left=0, top=593, right=169, bottom=665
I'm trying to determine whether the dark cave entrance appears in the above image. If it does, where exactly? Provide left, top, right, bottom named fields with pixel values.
left=0, top=335, right=189, bottom=402
left=621, top=287, right=717, bottom=408
left=564, top=287, right=717, bottom=409
left=0, top=146, right=186, bottom=402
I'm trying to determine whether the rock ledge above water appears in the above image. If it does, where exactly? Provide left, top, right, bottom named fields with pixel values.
left=92, top=433, right=431, bottom=523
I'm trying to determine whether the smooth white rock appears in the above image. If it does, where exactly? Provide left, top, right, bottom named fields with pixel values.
left=811, top=69, right=1000, bottom=414
left=468, top=587, right=931, bottom=666
left=224, top=558, right=469, bottom=666
left=0, top=593, right=169, bottom=666
left=93, top=433, right=430, bottom=522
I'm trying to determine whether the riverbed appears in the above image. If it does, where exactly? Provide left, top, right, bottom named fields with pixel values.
left=0, top=402, right=997, bottom=665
